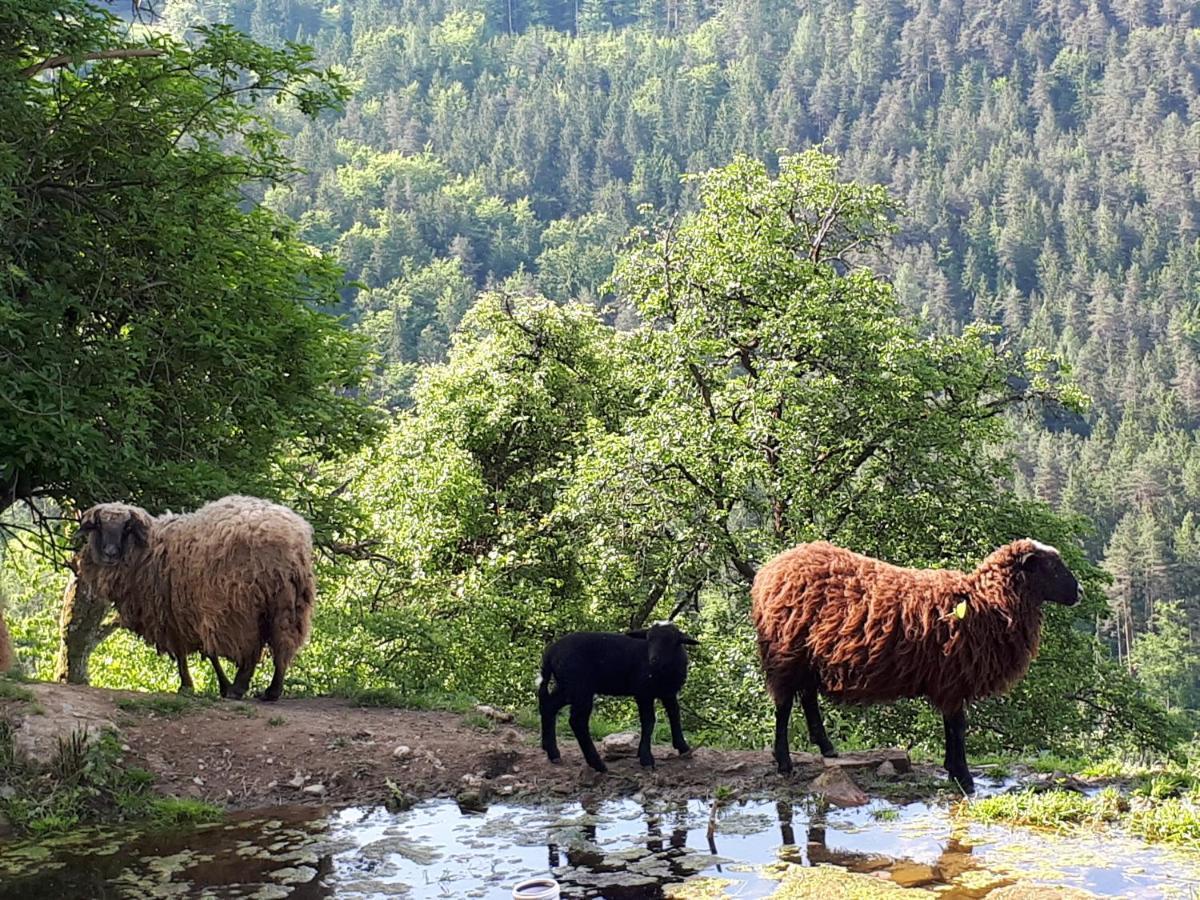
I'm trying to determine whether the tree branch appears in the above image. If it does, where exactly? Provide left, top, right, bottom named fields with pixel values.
left=22, top=48, right=165, bottom=78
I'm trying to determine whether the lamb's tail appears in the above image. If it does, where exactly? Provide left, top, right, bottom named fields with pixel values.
left=536, top=656, right=554, bottom=701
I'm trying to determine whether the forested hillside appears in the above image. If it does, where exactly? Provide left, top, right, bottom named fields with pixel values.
left=4, top=0, right=1198, bottom=763
left=151, top=0, right=1200, bottom=707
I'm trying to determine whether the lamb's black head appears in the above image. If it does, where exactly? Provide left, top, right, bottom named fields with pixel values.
left=78, top=503, right=152, bottom=567
left=1014, top=539, right=1082, bottom=607
left=626, top=621, right=700, bottom=667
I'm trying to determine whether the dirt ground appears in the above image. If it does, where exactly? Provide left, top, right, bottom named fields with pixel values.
left=0, top=681, right=927, bottom=811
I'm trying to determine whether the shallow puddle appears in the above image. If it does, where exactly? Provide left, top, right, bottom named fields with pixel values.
left=3, top=780, right=1200, bottom=898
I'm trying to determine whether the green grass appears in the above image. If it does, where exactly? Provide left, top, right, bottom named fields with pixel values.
left=1126, top=795, right=1200, bottom=846
left=0, top=676, right=35, bottom=702
left=267, top=716, right=286, bottom=727
left=116, top=693, right=210, bottom=717
left=144, top=796, right=223, bottom=827
left=0, top=726, right=223, bottom=837
left=964, top=787, right=1125, bottom=832
left=966, top=785, right=1200, bottom=848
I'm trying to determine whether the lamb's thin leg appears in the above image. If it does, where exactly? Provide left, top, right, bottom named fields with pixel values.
left=539, top=682, right=569, bottom=763
left=568, top=696, right=606, bottom=773
left=636, top=695, right=657, bottom=768
left=175, top=654, right=194, bottom=695
left=204, top=654, right=232, bottom=698
left=942, top=706, right=974, bottom=793
left=773, top=691, right=795, bottom=774
left=661, top=695, right=692, bottom=756
left=800, top=684, right=837, bottom=758
left=227, top=655, right=259, bottom=701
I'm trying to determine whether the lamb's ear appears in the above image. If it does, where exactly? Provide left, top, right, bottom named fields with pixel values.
left=127, top=509, right=152, bottom=545
left=680, top=634, right=700, bottom=646
left=625, top=629, right=648, bottom=640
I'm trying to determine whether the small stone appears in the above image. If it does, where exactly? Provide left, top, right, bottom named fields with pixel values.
left=392, top=745, right=412, bottom=760
left=301, top=783, right=326, bottom=797
left=600, top=732, right=640, bottom=760
left=809, top=768, right=869, bottom=807
left=890, top=863, right=937, bottom=888
left=287, top=771, right=306, bottom=788
left=456, top=789, right=487, bottom=813
left=120, top=744, right=131, bottom=752
left=877, top=760, right=897, bottom=777
left=267, top=780, right=278, bottom=789
left=474, top=704, right=514, bottom=723
left=192, top=776, right=204, bottom=786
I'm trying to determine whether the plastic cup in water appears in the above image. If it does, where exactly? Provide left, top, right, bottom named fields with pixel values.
left=511, top=876, right=561, bottom=899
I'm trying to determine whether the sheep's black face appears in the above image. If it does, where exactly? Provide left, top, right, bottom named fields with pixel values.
left=641, top=622, right=700, bottom=668
left=1019, top=541, right=1083, bottom=607
left=78, top=504, right=150, bottom=567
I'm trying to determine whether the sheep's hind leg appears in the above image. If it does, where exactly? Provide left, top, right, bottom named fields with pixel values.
left=568, top=696, right=607, bottom=773
left=942, top=706, right=975, bottom=793
left=204, top=654, right=232, bottom=698
left=259, top=641, right=293, bottom=702
left=800, top=684, right=837, bottom=758
left=226, top=656, right=258, bottom=701
left=635, top=695, right=656, bottom=768
left=661, top=695, right=692, bottom=757
left=175, top=654, right=195, bottom=695
left=539, top=681, right=568, bottom=763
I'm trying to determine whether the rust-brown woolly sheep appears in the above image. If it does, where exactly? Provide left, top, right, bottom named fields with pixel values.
left=0, top=608, right=14, bottom=673
left=751, top=539, right=1082, bottom=792
left=75, top=495, right=316, bottom=701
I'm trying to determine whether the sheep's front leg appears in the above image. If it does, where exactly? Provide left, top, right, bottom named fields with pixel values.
left=569, top=696, right=607, bottom=773
left=204, top=654, right=232, bottom=698
left=800, top=684, right=837, bottom=758
left=661, top=695, right=692, bottom=757
left=635, top=695, right=656, bottom=768
left=773, top=692, right=795, bottom=774
left=942, top=706, right=974, bottom=793
left=175, top=654, right=194, bottom=695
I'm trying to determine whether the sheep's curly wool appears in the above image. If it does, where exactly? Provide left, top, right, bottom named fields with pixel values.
left=77, top=495, right=315, bottom=673
left=751, top=540, right=1047, bottom=714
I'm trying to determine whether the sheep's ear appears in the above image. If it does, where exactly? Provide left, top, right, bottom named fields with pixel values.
left=73, top=509, right=97, bottom=548
left=625, top=629, right=648, bottom=640
left=680, top=634, right=700, bottom=646
left=127, top=509, right=152, bottom=545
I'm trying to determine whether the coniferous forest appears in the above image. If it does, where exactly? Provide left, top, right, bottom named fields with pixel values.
left=4, top=0, right=1200, bottom=772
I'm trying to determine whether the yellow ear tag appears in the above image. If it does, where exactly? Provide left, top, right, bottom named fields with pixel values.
left=954, top=601, right=968, bottom=620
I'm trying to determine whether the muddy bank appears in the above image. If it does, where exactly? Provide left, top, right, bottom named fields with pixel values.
left=0, top=681, right=931, bottom=812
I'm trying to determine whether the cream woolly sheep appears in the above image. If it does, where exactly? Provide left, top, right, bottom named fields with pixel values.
left=75, top=495, right=315, bottom=701
left=751, top=539, right=1082, bottom=792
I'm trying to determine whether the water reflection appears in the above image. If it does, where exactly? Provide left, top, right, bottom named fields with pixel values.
left=3, top=792, right=1200, bottom=898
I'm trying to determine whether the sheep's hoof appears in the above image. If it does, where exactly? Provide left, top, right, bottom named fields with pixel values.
left=224, top=690, right=246, bottom=701
left=256, top=690, right=281, bottom=702
left=677, top=748, right=694, bottom=759
left=820, top=748, right=839, bottom=759
left=639, top=760, right=656, bottom=769
left=546, top=754, right=562, bottom=765
left=177, top=686, right=195, bottom=696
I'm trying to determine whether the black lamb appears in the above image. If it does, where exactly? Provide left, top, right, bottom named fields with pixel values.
left=538, top=621, right=700, bottom=772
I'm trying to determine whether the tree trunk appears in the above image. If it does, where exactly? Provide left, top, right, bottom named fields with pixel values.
left=0, top=608, right=14, bottom=673
left=54, top=576, right=118, bottom=684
